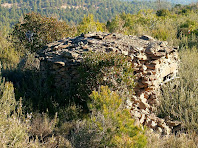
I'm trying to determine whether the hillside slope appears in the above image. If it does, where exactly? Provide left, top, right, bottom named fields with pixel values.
left=0, top=0, right=171, bottom=29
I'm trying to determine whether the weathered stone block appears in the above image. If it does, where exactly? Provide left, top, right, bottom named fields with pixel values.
left=39, top=32, right=179, bottom=135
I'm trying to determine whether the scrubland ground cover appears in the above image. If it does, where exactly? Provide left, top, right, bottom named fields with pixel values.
left=146, top=48, right=198, bottom=148
left=0, top=3, right=198, bottom=148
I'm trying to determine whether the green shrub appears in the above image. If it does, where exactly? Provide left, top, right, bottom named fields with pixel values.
left=77, top=14, right=105, bottom=35
left=179, top=20, right=198, bottom=36
left=156, top=9, right=170, bottom=17
left=11, top=12, right=75, bottom=52
left=71, top=52, right=135, bottom=110
left=0, top=75, right=36, bottom=147
left=157, top=49, right=198, bottom=132
left=0, top=70, right=72, bottom=147
left=178, top=8, right=191, bottom=15
left=152, top=27, right=169, bottom=41
left=106, top=15, right=126, bottom=34
left=71, top=86, right=147, bottom=148
left=0, top=31, right=20, bottom=69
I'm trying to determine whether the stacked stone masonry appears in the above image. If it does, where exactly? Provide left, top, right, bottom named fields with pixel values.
left=39, top=32, right=180, bottom=135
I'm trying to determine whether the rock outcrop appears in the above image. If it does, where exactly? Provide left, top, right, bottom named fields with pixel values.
left=38, top=32, right=180, bottom=135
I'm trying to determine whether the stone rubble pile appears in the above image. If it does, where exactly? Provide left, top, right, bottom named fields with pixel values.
left=39, top=32, right=180, bottom=135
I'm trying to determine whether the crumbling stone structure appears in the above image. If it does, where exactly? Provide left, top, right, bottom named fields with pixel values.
left=39, top=32, right=180, bottom=135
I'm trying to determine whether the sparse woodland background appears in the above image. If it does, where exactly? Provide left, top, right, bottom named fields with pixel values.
left=0, top=0, right=198, bottom=147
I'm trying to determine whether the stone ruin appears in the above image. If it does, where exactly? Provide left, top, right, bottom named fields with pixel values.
left=38, top=32, right=180, bottom=135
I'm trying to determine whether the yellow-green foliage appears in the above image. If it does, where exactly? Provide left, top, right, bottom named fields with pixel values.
left=77, top=14, right=105, bottom=34
left=106, top=7, right=198, bottom=45
left=88, top=86, right=147, bottom=148
left=60, top=53, right=138, bottom=147
left=70, top=86, right=146, bottom=148
left=157, top=48, right=198, bottom=132
left=106, top=14, right=128, bottom=34
left=179, top=19, right=198, bottom=36
left=0, top=31, right=20, bottom=68
left=0, top=77, right=34, bottom=147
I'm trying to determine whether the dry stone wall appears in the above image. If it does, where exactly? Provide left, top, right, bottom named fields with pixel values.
left=39, top=32, right=180, bottom=135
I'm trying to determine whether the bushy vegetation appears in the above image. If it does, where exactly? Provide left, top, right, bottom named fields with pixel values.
left=0, top=73, right=54, bottom=147
left=12, top=12, right=75, bottom=52
left=70, top=86, right=146, bottom=148
left=77, top=52, right=135, bottom=99
left=106, top=6, right=198, bottom=46
left=77, top=14, right=105, bottom=34
left=157, top=49, right=198, bottom=132
left=0, top=31, right=20, bottom=68
left=1, top=2, right=198, bottom=147
left=0, top=0, right=171, bottom=30
left=146, top=131, right=198, bottom=148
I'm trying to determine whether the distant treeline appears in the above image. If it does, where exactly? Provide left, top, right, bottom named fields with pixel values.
left=0, top=0, right=172, bottom=30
